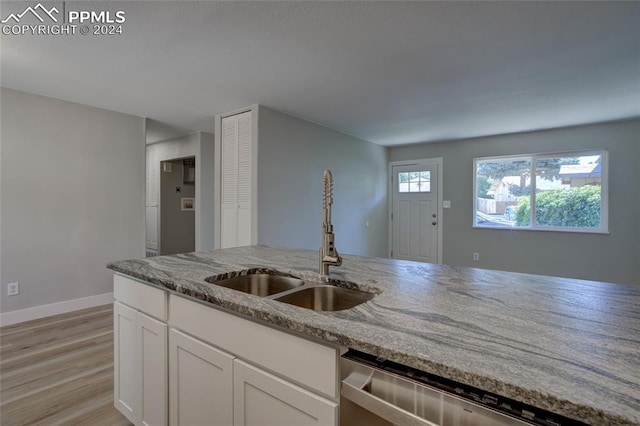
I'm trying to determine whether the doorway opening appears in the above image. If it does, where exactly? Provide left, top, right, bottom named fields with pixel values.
left=158, top=157, right=196, bottom=255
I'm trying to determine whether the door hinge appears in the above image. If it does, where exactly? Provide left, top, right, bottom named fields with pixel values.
left=391, top=250, right=393, bottom=257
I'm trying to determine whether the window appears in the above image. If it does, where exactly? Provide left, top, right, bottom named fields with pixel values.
left=398, top=171, right=431, bottom=193
left=473, top=150, right=608, bottom=233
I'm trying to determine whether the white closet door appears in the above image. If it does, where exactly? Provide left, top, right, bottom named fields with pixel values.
left=220, top=110, right=253, bottom=248
left=221, top=114, right=239, bottom=248
left=236, top=112, right=253, bottom=246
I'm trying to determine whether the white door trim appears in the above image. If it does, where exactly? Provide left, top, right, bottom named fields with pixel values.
left=388, top=158, right=443, bottom=263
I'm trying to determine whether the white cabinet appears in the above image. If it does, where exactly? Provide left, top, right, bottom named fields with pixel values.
left=234, top=360, right=338, bottom=426
left=139, top=313, right=168, bottom=426
left=169, top=329, right=234, bottom=426
left=114, top=302, right=168, bottom=426
left=219, top=109, right=256, bottom=248
left=169, top=294, right=338, bottom=399
left=169, top=294, right=339, bottom=426
left=114, top=276, right=168, bottom=426
left=114, top=276, right=339, bottom=426
left=114, top=302, right=138, bottom=421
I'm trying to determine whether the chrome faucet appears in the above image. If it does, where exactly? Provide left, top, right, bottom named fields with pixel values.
left=320, top=170, right=342, bottom=277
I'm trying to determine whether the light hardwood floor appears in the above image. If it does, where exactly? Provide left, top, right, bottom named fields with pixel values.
left=0, top=304, right=132, bottom=426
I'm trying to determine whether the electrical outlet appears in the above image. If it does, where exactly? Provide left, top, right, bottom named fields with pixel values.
left=473, top=253, right=480, bottom=261
left=7, top=282, right=19, bottom=296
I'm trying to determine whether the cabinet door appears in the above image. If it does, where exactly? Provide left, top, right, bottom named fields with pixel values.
left=139, top=312, right=168, bottom=426
left=169, top=329, right=234, bottom=426
left=114, top=302, right=139, bottom=424
left=234, top=360, right=337, bottom=426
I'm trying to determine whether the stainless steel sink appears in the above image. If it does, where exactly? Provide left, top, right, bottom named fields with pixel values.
left=274, top=285, right=375, bottom=311
left=207, top=269, right=376, bottom=311
left=208, top=273, right=304, bottom=297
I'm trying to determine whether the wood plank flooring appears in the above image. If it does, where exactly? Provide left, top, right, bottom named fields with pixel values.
left=0, top=304, right=132, bottom=425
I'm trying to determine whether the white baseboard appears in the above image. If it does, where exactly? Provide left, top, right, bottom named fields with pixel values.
left=0, top=293, right=114, bottom=327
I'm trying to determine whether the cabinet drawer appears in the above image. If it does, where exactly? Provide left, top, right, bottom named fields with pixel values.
left=169, top=294, right=339, bottom=399
left=114, top=274, right=168, bottom=321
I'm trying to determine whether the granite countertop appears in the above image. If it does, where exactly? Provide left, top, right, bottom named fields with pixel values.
left=107, top=245, right=640, bottom=426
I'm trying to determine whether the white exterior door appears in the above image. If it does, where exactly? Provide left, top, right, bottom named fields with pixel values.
left=391, top=162, right=440, bottom=263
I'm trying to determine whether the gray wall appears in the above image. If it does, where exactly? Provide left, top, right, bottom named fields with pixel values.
left=389, top=119, right=640, bottom=285
left=197, top=132, right=215, bottom=251
left=160, top=159, right=195, bottom=255
left=257, top=106, right=388, bottom=257
left=0, top=88, right=145, bottom=313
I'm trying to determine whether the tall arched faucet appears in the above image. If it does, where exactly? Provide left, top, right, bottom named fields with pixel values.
left=320, top=170, right=342, bottom=277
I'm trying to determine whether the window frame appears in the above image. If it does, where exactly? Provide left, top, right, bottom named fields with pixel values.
left=473, top=150, right=609, bottom=234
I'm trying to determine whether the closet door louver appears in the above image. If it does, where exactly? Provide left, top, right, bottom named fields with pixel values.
left=236, top=113, right=252, bottom=246
left=220, top=111, right=252, bottom=248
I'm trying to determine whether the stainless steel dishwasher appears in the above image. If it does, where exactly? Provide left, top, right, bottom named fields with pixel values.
left=340, top=350, right=586, bottom=426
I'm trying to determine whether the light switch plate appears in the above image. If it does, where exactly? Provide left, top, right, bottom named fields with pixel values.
left=443, top=200, right=451, bottom=208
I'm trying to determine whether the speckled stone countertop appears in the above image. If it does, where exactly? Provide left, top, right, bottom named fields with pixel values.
left=107, top=245, right=640, bottom=426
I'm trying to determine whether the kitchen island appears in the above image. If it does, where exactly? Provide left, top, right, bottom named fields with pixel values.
left=107, top=245, right=640, bottom=426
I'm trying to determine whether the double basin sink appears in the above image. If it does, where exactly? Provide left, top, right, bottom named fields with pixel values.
left=205, top=270, right=376, bottom=312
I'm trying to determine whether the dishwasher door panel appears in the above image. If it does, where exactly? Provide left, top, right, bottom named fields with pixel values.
left=371, top=372, right=419, bottom=414
left=340, top=397, right=394, bottom=426
left=442, top=395, right=529, bottom=426
left=341, top=355, right=532, bottom=426
left=341, top=357, right=440, bottom=426
left=416, top=385, right=443, bottom=425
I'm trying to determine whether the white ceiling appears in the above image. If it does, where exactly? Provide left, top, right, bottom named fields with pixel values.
left=1, top=1, right=639, bottom=146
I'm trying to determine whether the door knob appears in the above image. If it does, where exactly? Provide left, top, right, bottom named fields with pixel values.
left=432, top=221, right=437, bottom=225
left=432, top=213, right=437, bottom=218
